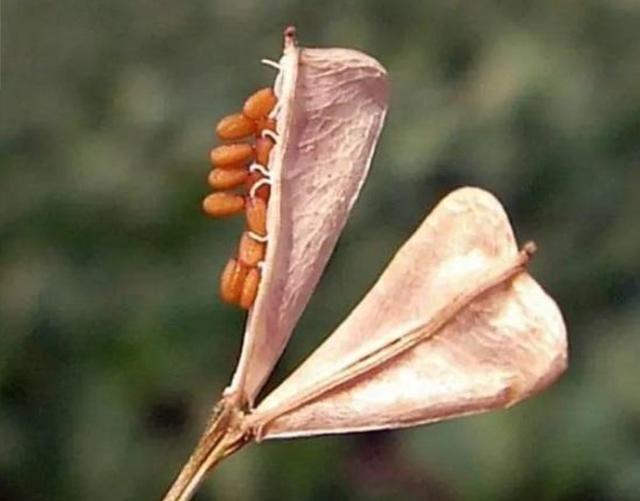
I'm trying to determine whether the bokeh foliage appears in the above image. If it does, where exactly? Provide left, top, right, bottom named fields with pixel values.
left=1, top=1, right=639, bottom=500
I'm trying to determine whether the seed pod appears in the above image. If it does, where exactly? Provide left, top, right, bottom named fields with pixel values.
left=220, top=258, right=249, bottom=304
left=227, top=29, right=390, bottom=407
left=245, top=171, right=271, bottom=201
left=210, top=144, right=254, bottom=167
left=245, top=197, right=267, bottom=236
left=208, top=167, right=249, bottom=190
left=255, top=117, right=276, bottom=136
left=202, top=192, right=245, bottom=217
left=243, top=87, right=277, bottom=120
left=239, top=267, right=261, bottom=310
left=255, top=137, right=274, bottom=166
left=216, top=113, right=256, bottom=140
left=238, top=232, right=265, bottom=267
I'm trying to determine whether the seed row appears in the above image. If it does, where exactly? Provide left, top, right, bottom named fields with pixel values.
left=204, top=87, right=278, bottom=310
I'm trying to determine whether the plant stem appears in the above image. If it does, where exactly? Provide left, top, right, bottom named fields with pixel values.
left=162, top=396, right=249, bottom=501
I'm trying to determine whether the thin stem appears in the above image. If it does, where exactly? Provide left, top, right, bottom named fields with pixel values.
left=162, top=397, right=249, bottom=501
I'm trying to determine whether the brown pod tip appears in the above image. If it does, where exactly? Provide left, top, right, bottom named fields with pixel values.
left=245, top=197, right=267, bottom=236
left=220, top=258, right=249, bottom=304
left=243, top=88, right=277, bottom=121
left=208, top=167, right=249, bottom=190
left=202, top=192, right=245, bottom=217
left=210, top=143, right=254, bottom=167
left=238, top=232, right=266, bottom=267
left=216, top=113, right=256, bottom=140
left=239, top=267, right=261, bottom=310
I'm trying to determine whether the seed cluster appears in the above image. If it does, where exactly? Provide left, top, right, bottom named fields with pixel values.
left=204, top=87, right=278, bottom=309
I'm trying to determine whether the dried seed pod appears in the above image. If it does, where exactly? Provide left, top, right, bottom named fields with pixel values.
left=228, top=32, right=389, bottom=404
left=243, top=87, right=277, bottom=120
left=251, top=188, right=568, bottom=439
left=208, top=167, right=248, bottom=190
left=220, top=258, right=249, bottom=304
left=202, top=192, right=245, bottom=217
left=245, top=171, right=271, bottom=201
left=165, top=31, right=568, bottom=501
left=210, top=144, right=254, bottom=167
left=245, top=197, right=267, bottom=236
left=239, top=267, right=261, bottom=310
left=255, top=137, right=274, bottom=166
left=238, top=232, right=266, bottom=267
left=216, top=113, right=256, bottom=140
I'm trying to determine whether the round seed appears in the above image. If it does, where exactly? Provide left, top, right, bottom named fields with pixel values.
left=208, top=167, right=249, bottom=190
left=255, top=117, right=276, bottom=136
left=245, top=172, right=271, bottom=201
left=202, top=192, right=245, bottom=217
left=216, top=113, right=256, bottom=140
left=210, top=144, right=254, bottom=167
left=255, top=137, right=274, bottom=166
left=245, top=197, right=267, bottom=236
left=238, top=232, right=265, bottom=267
left=239, top=267, right=261, bottom=310
left=243, top=87, right=277, bottom=120
left=220, top=258, right=248, bottom=304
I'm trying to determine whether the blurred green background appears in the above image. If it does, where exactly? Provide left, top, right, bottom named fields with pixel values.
left=2, top=1, right=639, bottom=500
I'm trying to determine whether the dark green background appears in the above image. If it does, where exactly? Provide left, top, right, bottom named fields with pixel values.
left=2, top=1, right=639, bottom=500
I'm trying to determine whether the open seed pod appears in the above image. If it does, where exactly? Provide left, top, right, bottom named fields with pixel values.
left=249, top=187, right=568, bottom=438
left=226, top=27, right=389, bottom=405
left=163, top=29, right=567, bottom=501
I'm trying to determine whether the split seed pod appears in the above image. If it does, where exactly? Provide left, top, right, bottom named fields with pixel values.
left=249, top=188, right=567, bottom=438
left=226, top=28, right=390, bottom=405
left=164, top=28, right=567, bottom=501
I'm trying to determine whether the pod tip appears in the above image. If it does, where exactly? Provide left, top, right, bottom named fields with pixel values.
left=284, top=25, right=297, bottom=48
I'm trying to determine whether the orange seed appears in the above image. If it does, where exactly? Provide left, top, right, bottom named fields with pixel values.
left=202, top=192, right=245, bottom=217
left=243, top=87, right=277, bottom=120
left=255, top=117, right=276, bottom=136
left=245, top=171, right=271, bottom=201
left=210, top=143, right=254, bottom=167
left=238, top=232, right=265, bottom=267
left=245, top=197, right=267, bottom=236
left=239, top=267, right=261, bottom=310
left=216, top=113, right=256, bottom=140
left=220, top=258, right=248, bottom=304
left=208, top=167, right=248, bottom=190
left=255, top=137, right=274, bottom=166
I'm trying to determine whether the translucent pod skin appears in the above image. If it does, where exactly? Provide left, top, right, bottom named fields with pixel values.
left=238, top=232, right=266, bottom=267
left=255, top=137, right=274, bottom=166
left=210, top=144, right=254, bottom=167
left=245, top=197, right=267, bottom=236
left=208, top=167, right=249, bottom=190
left=245, top=171, right=271, bottom=201
left=239, top=267, right=261, bottom=310
left=203, top=192, right=245, bottom=217
left=243, top=87, right=277, bottom=120
left=220, top=258, right=249, bottom=304
left=216, top=113, right=256, bottom=140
